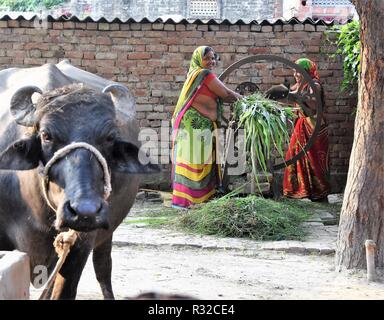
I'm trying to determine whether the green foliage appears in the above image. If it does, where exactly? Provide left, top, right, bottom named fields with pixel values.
left=329, top=20, right=361, bottom=96
left=0, top=0, right=66, bottom=11
left=176, top=196, right=312, bottom=240
left=232, top=92, right=296, bottom=191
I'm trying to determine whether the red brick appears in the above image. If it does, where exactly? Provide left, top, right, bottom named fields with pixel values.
left=65, top=51, right=84, bottom=59
left=294, top=24, right=305, bottom=31
left=161, top=37, right=179, bottom=45
left=63, top=22, right=76, bottom=29
left=110, top=31, right=130, bottom=38
left=20, top=20, right=33, bottom=28
left=233, top=37, right=256, bottom=45
left=96, top=65, right=119, bottom=74
left=175, top=25, right=186, bottom=31
left=98, top=23, right=110, bottom=31
left=146, top=44, right=168, bottom=52
left=261, top=26, right=273, bottom=32
left=86, top=23, right=98, bottom=30
left=75, top=23, right=87, bottom=29
left=8, top=20, right=20, bottom=28
left=136, top=67, right=155, bottom=75
left=23, top=57, right=45, bottom=65
left=110, top=23, right=120, bottom=31
left=95, top=52, right=117, bottom=59
left=240, top=25, right=251, bottom=32
left=204, top=24, right=217, bottom=31
left=152, top=23, right=164, bottom=30
left=287, top=31, right=309, bottom=39
left=251, top=25, right=262, bottom=32
left=248, top=47, right=269, bottom=54
left=283, top=25, right=293, bottom=32
left=166, top=67, right=186, bottom=75
left=304, top=24, right=316, bottom=32
left=128, top=52, right=151, bottom=60
left=52, top=22, right=64, bottom=29
left=273, top=25, right=283, bottom=32
left=164, top=24, right=176, bottom=31
left=96, top=36, right=112, bottom=45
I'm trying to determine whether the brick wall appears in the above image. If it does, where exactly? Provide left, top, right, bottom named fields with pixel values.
left=0, top=18, right=354, bottom=192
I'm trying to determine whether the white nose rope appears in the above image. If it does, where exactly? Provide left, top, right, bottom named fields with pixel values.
left=38, top=142, right=112, bottom=300
left=41, top=141, right=112, bottom=212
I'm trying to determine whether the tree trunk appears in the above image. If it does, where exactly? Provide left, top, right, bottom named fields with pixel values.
left=335, top=0, right=384, bottom=270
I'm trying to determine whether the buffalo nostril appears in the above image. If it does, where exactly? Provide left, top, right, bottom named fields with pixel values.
left=61, top=200, right=108, bottom=231
left=71, top=200, right=102, bottom=217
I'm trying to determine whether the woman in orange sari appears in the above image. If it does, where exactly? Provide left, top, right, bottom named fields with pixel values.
left=171, top=46, right=242, bottom=209
left=283, top=58, right=330, bottom=201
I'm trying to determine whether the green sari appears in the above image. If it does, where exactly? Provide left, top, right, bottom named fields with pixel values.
left=171, top=46, right=222, bottom=208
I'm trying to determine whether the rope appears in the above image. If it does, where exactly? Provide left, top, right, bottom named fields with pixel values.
left=41, top=142, right=112, bottom=212
left=38, top=142, right=111, bottom=299
left=38, top=229, right=78, bottom=300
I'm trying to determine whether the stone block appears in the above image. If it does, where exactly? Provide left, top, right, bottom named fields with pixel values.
left=0, top=251, right=30, bottom=300
left=327, top=193, right=344, bottom=205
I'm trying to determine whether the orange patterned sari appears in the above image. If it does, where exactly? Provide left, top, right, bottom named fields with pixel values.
left=283, top=58, right=330, bottom=200
left=283, top=113, right=330, bottom=200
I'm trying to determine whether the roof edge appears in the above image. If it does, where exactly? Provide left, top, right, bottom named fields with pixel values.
left=0, top=12, right=353, bottom=26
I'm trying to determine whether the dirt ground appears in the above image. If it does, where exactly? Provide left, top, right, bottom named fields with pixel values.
left=30, top=200, right=384, bottom=300
left=75, top=246, right=384, bottom=300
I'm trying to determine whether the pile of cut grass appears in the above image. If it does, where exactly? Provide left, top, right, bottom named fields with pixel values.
left=175, top=196, right=312, bottom=241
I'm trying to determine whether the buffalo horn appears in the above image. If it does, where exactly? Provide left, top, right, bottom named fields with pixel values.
left=10, top=86, right=43, bottom=127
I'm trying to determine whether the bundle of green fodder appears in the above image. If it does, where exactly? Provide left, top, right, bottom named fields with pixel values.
left=177, top=195, right=311, bottom=241
left=233, top=92, right=296, bottom=191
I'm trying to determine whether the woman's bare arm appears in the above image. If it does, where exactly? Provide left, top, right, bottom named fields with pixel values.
left=207, top=77, right=243, bottom=102
left=300, top=82, right=321, bottom=114
left=286, top=81, right=321, bottom=117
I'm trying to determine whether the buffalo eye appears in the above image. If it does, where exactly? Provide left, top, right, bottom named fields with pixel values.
left=105, top=132, right=116, bottom=143
left=40, top=130, right=52, bottom=143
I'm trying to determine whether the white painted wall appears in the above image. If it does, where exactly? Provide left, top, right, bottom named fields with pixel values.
left=283, top=0, right=300, bottom=20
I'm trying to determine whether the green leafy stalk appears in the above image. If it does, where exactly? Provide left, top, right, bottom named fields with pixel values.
left=233, top=92, right=296, bottom=192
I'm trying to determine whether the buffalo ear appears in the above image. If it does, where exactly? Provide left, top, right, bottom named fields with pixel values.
left=111, top=140, right=160, bottom=174
left=0, top=135, right=42, bottom=170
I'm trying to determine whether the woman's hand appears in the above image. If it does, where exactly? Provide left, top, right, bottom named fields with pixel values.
left=233, top=91, right=243, bottom=101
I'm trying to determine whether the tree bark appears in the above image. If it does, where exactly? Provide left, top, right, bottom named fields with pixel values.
left=335, top=0, right=384, bottom=270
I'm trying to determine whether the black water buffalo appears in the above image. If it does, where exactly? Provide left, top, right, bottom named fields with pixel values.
left=0, top=60, right=159, bottom=299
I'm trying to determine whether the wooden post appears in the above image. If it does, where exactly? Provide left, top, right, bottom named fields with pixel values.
left=250, top=144, right=257, bottom=195
left=365, top=240, right=376, bottom=282
left=250, top=173, right=255, bottom=194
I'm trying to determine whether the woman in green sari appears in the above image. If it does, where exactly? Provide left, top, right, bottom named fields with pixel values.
left=171, top=46, right=242, bottom=209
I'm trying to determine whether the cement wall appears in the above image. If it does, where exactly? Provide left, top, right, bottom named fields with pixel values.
left=0, top=251, right=30, bottom=300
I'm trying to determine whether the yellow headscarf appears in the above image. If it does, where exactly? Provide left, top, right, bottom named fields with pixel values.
left=171, top=46, right=212, bottom=126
